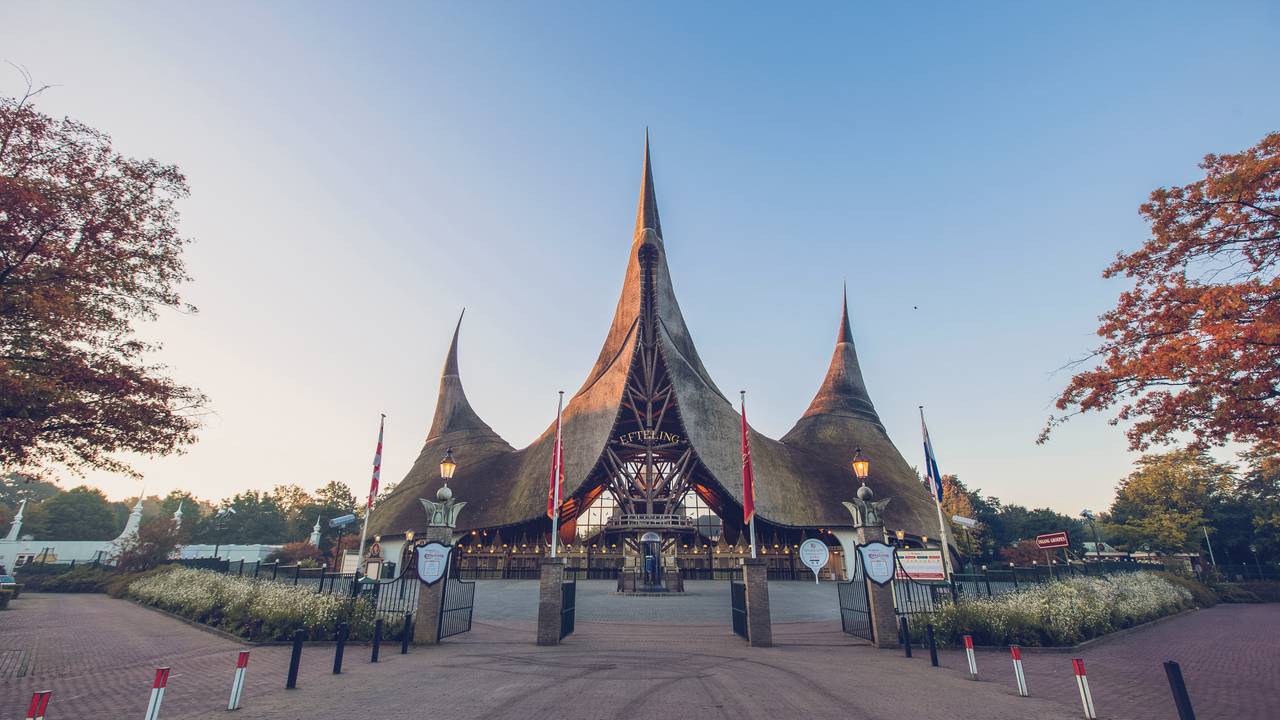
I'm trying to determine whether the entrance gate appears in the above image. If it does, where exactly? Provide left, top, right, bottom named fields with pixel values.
left=837, top=555, right=873, bottom=641
left=438, top=576, right=476, bottom=639
left=560, top=579, right=576, bottom=639
left=730, top=581, right=748, bottom=640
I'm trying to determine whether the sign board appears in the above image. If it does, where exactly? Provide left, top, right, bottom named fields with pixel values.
left=951, top=515, right=979, bottom=530
left=416, top=542, right=451, bottom=586
left=363, top=559, right=383, bottom=579
left=857, top=542, right=897, bottom=587
left=894, top=550, right=946, bottom=581
left=340, top=550, right=360, bottom=575
left=328, top=514, right=357, bottom=528
left=1036, top=531, right=1070, bottom=550
left=798, top=539, right=830, bottom=584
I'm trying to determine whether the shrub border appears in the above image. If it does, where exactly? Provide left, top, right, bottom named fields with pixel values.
left=126, top=596, right=374, bottom=647
left=961, top=607, right=1198, bottom=653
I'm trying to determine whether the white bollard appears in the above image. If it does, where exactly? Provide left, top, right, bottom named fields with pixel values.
left=1072, top=658, right=1097, bottom=719
left=963, top=635, right=978, bottom=680
left=228, top=651, right=250, bottom=710
left=1010, top=645, right=1029, bottom=697
left=143, top=667, right=171, bottom=720
left=25, top=691, right=51, bottom=720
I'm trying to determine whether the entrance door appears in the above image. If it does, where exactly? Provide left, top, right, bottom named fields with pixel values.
left=837, top=554, right=873, bottom=641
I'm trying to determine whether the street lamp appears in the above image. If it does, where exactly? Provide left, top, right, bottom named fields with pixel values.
left=895, top=529, right=905, bottom=548
left=212, top=507, right=236, bottom=560
left=1081, top=509, right=1100, bottom=560
left=851, top=447, right=870, bottom=482
left=1250, top=544, right=1263, bottom=580
left=440, top=447, right=457, bottom=485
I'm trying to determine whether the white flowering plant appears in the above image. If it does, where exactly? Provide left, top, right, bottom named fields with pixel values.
left=127, top=567, right=376, bottom=641
left=918, top=571, right=1194, bottom=647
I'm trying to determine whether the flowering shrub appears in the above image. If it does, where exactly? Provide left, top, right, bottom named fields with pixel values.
left=127, top=567, right=375, bottom=640
left=923, top=572, right=1194, bottom=647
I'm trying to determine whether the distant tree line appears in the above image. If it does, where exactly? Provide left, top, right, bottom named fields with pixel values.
left=938, top=447, right=1278, bottom=568
left=0, top=474, right=399, bottom=558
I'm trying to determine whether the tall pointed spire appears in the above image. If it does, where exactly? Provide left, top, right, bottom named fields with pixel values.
left=443, top=308, right=464, bottom=377
left=426, top=309, right=504, bottom=442
left=634, top=130, right=661, bottom=239
left=796, top=286, right=882, bottom=427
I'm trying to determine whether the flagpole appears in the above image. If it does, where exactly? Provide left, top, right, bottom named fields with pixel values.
left=741, top=391, right=757, bottom=560
left=919, top=406, right=954, bottom=579
left=549, top=391, right=564, bottom=559
left=355, top=413, right=385, bottom=575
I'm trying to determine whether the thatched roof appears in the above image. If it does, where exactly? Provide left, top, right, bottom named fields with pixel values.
left=370, top=139, right=941, bottom=539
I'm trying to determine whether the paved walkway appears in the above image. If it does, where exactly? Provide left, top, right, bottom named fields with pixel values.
left=2, top=589, right=1276, bottom=719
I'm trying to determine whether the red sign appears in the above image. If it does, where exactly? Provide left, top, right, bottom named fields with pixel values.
left=1036, top=531, right=1069, bottom=550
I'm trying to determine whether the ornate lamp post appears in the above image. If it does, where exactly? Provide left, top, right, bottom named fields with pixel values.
left=851, top=446, right=870, bottom=484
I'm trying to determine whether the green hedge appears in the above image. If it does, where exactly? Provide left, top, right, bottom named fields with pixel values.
left=1214, top=581, right=1280, bottom=603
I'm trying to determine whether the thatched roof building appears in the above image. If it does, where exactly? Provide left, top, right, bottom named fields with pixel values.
left=370, top=138, right=940, bottom=547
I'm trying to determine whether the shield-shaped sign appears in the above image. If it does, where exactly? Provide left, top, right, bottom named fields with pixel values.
left=857, top=542, right=897, bottom=587
left=416, top=542, right=451, bottom=586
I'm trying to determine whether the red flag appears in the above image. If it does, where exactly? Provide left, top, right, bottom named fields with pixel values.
left=546, top=394, right=565, bottom=519
left=740, top=392, right=755, bottom=525
left=367, top=415, right=384, bottom=509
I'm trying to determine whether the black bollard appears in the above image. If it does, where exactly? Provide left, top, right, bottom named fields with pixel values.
left=400, top=612, right=413, bottom=654
left=332, top=623, right=349, bottom=674
left=900, top=617, right=912, bottom=658
left=371, top=619, right=383, bottom=663
left=926, top=624, right=939, bottom=667
left=286, top=628, right=305, bottom=689
left=1163, top=661, right=1196, bottom=720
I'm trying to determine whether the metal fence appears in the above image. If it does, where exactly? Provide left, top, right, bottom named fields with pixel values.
left=894, top=559, right=1160, bottom=619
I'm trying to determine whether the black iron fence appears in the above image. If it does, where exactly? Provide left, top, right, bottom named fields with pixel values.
left=894, top=558, right=1161, bottom=619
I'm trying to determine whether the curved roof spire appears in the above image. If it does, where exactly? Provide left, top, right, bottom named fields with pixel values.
left=634, top=129, right=662, bottom=239
left=427, top=309, right=504, bottom=442
left=797, top=286, right=882, bottom=427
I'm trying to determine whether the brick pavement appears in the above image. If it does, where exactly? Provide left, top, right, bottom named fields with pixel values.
left=2, top=590, right=1275, bottom=720
left=936, top=603, right=1280, bottom=720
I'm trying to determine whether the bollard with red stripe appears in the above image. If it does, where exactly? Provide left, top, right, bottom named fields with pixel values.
left=228, top=651, right=250, bottom=710
left=1010, top=645, right=1029, bottom=697
left=144, top=667, right=171, bottom=720
left=1072, top=658, right=1097, bottom=719
left=25, top=691, right=51, bottom=720
left=963, top=635, right=978, bottom=680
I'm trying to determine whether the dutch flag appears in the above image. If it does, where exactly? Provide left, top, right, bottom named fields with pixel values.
left=920, top=408, right=944, bottom=502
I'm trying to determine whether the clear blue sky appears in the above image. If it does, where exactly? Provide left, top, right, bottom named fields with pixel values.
left=3, top=2, right=1277, bottom=515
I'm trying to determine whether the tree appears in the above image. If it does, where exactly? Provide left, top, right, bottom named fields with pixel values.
left=0, top=77, right=207, bottom=476
left=1108, top=450, right=1232, bottom=553
left=1043, top=131, right=1280, bottom=453
left=23, top=485, right=118, bottom=539
left=0, top=472, right=59, bottom=526
left=939, top=475, right=987, bottom=564
left=266, top=541, right=324, bottom=566
left=1231, top=445, right=1280, bottom=561
left=219, top=491, right=287, bottom=544
left=115, top=516, right=180, bottom=571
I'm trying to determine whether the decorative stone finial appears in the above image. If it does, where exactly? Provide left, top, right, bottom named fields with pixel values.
left=843, top=484, right=891, bottom=529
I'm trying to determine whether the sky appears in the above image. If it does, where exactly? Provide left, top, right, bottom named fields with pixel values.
left=2, top=2, right=1277, bottom=516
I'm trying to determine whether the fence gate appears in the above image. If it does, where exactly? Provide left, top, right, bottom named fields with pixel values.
left=438, top=576, right=475, bottom=639
left=730, top=581, right=749, bottom=640
left=837, top=556, right=873, bottom=641
left=560, top=580, right=576, bottom=639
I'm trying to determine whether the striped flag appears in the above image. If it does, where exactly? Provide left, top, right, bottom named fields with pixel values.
left=547, top=393, right=565, bottom=519
left=368, top=414, right=385, bottom=508
left=740, top=392, right=756, bottom=525
left=920, top=409, right=943, bottom=501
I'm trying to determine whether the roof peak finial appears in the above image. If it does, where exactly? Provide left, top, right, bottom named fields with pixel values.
left=443, top=308, right=465, bottom=377
left=634, top=130, right=662, bottom=239
left=838, top=283, right=853, bottom=344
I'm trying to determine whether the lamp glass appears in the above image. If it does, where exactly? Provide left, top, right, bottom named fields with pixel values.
left=851, top=446, right=870, bottom=480
left=440, top=448, right=457, bottom=480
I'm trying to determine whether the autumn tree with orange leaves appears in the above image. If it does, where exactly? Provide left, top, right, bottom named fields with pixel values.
left=0, top=77, right=206, bottom=475
left=1044, top=131, right=1280, bottom=454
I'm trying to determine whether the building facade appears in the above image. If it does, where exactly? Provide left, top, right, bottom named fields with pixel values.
left=369, top=139, right=946, bottom=580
